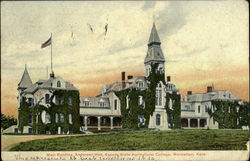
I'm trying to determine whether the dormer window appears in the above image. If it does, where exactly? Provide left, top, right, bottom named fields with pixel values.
left=136, top=80, right=144, bottom=88
left=83, top=101, right=90, bottom=107
left=99, top=102, right=105, bottom=107
left=57, top=81, right=61, bottom=87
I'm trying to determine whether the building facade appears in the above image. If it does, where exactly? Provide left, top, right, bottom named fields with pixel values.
left=6, top=67, right=80, bottom=134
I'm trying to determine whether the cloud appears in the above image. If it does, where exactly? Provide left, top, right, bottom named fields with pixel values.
left=156, top=1, right=188, bottom=37
left=141, top=1, right=157, bottom=11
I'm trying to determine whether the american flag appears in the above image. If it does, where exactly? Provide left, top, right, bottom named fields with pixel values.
left=41, top=37, right=52, bottom=48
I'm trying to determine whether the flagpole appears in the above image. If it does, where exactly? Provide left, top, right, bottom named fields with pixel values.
left=51, top=33, right=53, bottom=75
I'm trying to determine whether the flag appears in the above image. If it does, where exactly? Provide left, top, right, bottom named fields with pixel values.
left=41, top=37, right=52, bottom=48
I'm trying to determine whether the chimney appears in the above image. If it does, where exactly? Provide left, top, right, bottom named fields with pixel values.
left=207, top=86, right=212, bottom=93
left=167, top=76, right=171, bottom=82
left=121, top=72, right=125, bottom=89
left=50, top=72, right=55, bottom=78
left=127, top=75, right=133, bottom=80
left=187, top=91, right=192, bottom=95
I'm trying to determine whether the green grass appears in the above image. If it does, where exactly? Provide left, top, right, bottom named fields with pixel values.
left=9, top=129, right=250, bottom=151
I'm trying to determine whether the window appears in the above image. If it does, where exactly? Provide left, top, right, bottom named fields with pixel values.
left=55, top=95, right=59, bottom=105
left=68, top=96, right=72, bottom=105
left=45, top=94, right=50, bottom=104
left=59, top=97, right=63, bottom=105
left=84, top=101, right=90, bottom=107
left=28, top=128, right=32, bottom=134
left=169, top=99, right=173, bottom=110
left=27, top=98, right=33, bottom=106
left=156, top=83, right=162, bottom=106
left=205, top=105, right=208, bottom=112
left=55, top=113, right=59, bottom=123
left=126, top=95, right=130, bottom=109
left=198, top=106, right=200, bottom=113
left=138, top=115, right=145, bottom=126
left=28, top=114, right=32, bottom=123
left=229, top=94, right=231, bottom=98
left=60, top=113, right=64, bottom=123
left=114, top=99, right=117, bottom=110
left=99, top=102, right=105, bottom=107
left=138, top=96, right=143, bottom=106
left=137, top=81, right=144, bottom=88
left=45, top=112, right=51, bottom=123
left=69, top=113, right=72, bottom=124
left=156, top=114, right=161, bottom=126
left=15, top=128, right=18, bottom=133
left=57, top=81, right=61, bottom=87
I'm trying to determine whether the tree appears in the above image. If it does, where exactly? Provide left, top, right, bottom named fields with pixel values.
left=1, top=113, right=17, bottom=130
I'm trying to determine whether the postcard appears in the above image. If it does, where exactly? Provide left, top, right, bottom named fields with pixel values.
left=1, top=1, right=249, bottom=161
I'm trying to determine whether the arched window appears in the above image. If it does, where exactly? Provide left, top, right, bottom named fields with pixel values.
left=156, top=114, right=161, bottom=126
left=57, top=81, right=61, bottom=87
left=156, top=83, right=163, bottom=106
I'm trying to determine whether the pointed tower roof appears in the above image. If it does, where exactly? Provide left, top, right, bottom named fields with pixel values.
left=144, top=23, right=165, bottom=64
left=148, top=22, right=161, bottom=46
left=18, top=64, right=32, bottom=89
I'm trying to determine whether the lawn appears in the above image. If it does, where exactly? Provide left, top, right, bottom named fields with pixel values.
left=9, top=129, right=250, bottom=151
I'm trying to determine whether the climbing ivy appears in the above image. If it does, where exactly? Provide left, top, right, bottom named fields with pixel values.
left=115, top=63, right=181, bottom=129
left=18, top=89, right=80, bottom=134
left=208, top=100, right=250, bottom=129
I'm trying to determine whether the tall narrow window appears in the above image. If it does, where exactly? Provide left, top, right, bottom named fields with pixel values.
left=156, top=83, right=162, bottom=106
left=28, top=114, right=32, bottom=124
left=156, top=114, right=161, bottom=126
left=114, top=99, right=117, bottom=110
left=68, top=96, right=72, bottom=105
left=45, top=94, right=50, bottom=104
left=69, top=113, right=72, bottom=124
left=57, top=81, right=61, bottom=87
left=126, top=95, right=130, bottom=109
left=60, top=113, right=64, bottom=123
left=198, top=106, right=200, bottom=113
left=55, top=113, right=59, bottom=123
left=45, top=112, right=51, bottom=123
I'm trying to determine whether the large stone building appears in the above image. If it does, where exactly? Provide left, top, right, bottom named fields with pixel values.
left=181, top=86, right=241, bottom=129
left=4, top=66, right=80, bottom=134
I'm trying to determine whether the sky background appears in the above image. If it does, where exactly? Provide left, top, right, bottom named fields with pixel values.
left=1, top=1, right=249, bottom=118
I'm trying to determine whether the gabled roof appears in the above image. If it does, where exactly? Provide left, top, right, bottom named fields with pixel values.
left=148, top=22, right=161, bottom=45
left=18, top=65, right=32, bottom=89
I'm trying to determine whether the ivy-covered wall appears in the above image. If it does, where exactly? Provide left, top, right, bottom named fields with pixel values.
left=115, top=63, right=181, bottom=129
left=18, top=89, right=80, bottom=134
left=208, top=100, right=250, bottom=129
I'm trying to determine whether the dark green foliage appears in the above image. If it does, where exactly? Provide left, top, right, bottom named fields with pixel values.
left=208, top=100, right=250, bottom=129
left=18, top=90, right=80, bottom=134
left=165, top=93, right=181, bottom=128
left=115, top=63, right=181, bottom=129
left=10, top=130, right=250, bottom=151
left=1, top=113, right=17, bottom=130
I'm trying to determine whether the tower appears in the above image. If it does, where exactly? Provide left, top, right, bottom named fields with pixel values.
left=144, top=23, right=165, bottom=78
left=17, top=64, right=32, bottom=107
